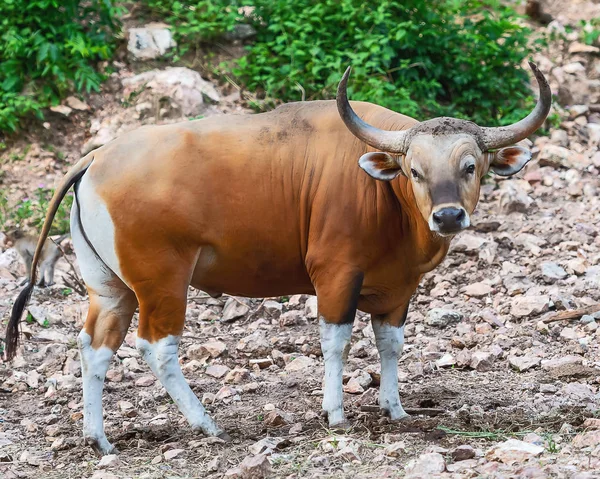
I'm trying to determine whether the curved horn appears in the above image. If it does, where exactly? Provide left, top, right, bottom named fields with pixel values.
left=336, top=67, right=409, bottom=153
left=481, top=62, right=552, bottom=150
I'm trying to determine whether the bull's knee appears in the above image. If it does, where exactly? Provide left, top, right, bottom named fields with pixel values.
left=136, top=335, right=179, bottom=377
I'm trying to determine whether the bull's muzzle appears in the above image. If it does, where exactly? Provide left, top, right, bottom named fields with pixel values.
left=430, top=206, right=470, bottom=236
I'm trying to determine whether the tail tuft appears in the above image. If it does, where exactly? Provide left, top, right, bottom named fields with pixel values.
left=4, top=282, right=34, bottom=361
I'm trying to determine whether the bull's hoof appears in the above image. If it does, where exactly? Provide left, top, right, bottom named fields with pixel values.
left=85, top=436, right=118, bottom=456
left=217, top=431, right=232, bottom=442
left=381, top=406, right=410, bottom=421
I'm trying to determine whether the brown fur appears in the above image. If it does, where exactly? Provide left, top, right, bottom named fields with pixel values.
left=81, top=101, right=448, bottom=342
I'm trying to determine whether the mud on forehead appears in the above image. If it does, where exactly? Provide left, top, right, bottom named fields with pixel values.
left=405, top=117, right=487, bottom=151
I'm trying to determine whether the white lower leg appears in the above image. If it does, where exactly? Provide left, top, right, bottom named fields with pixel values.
left=78, top=331, right=115, bottom=455
left=136, top=336, right=223, bottom=436
left=319, top=318, right=352, bottom=426
left=372, top=318, right=408, bottom=420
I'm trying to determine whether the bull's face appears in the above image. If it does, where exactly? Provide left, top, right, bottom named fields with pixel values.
left=337, top=63, right=550, bottom=237
left=357, top=133, right=532, bottom=236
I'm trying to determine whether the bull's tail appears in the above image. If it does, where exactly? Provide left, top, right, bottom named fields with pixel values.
left=4, top=153, right=95, bottom=361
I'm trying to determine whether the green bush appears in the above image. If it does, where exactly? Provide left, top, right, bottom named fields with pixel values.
left=235, top=0, right=535, bottom=126
left=148, top=0, right=536, bottom=126
left=143, top=0, right=242, bottom=46
left=0, top=0, right=121, bottom=132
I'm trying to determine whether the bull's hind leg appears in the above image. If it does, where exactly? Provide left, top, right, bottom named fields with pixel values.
left=79, top=289, right=137, bottom=454
left=71, top=202, right=138, bottom=455
left=132, top=271, right=225, bottom=439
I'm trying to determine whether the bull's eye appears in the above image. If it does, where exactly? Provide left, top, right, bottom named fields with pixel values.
left=410, top=168, right=420, bottom=180
left=465, top=164, right=476, bottom=175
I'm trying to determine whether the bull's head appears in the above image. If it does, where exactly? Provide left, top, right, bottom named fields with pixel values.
left=337, top=63, right=551, bottom=236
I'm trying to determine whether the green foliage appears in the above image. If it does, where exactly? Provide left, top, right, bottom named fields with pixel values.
left=143, top=0, right=242, bottom=47
left=1, top=187, right=73, bottom=235
left=234, top=0, right=535, bottom=126
left=581, top=19, right=600, bottom=46
left=149, top=0, right=537, bottom=126
left=0, top=0, right=121, bottom=132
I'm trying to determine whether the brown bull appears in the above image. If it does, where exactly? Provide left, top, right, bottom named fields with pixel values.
left=5, top=63, right=551, bottom=455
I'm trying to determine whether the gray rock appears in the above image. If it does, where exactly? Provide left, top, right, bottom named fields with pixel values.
left=550, top=129, right=569, bottom=147
left=498, top=182, right=533, bottom=214
left=451, top=234, right=485, bottom=253
left=405, top=452, right=446, bottom=476
left=508, top=355, right=541, bottom=372
left=470, top=351, right=494, bottom=372
left=279, top=310, right=304, bottom=326
left=542, top=355, right=589, bottom=378
left=262, top=300, right=283, bottom=318
left=128, top=23, right=176, bottom=60
left=122, top=67, right=220, bottom=117
left=451, top=445, right=476, bottom=461
left=485, top=439, right=544, bottom=465
left=304, top=296, right=318, bottom=319
left=426, top=308, right=463, bottom=328
left=510, top=295, right=549, bottom=318
left=236, top=331, right=271, bottom=356
left=222, top=297, right=250, bottom=322
left=223, top=24, right=257, bottom=41
left=541, top=262, right=568, bottom=283
left=538, top=144, right=574, bottom=168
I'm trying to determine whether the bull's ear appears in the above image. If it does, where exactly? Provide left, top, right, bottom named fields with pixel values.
left=358, top=152, right=405, bottom=181
left=488, top=145, right=532, bottom=177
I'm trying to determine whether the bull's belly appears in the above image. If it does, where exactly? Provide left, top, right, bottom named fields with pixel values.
left=189, top=244, right=314, bottom=298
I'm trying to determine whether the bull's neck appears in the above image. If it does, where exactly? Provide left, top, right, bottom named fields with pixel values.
left=389, top=178, right=451, bottom=274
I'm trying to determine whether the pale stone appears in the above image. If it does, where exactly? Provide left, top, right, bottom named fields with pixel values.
left=305, top=296, right=318, bottom=319
left=485, top=439, right=544, bottom=465
left=426, top=308, right=463, bottom=327
left=511, top=296, right=549, bottom=318
left=66, top=96, right=90, bottom=111
left=405, top=452, right=445, bottom=476
left=135, top=376, right=155, bottom=387
left=508, top=355, right=541, bottom=372
left=470, top=351, right=494, bottom=372
left=164, top=448, right=185, bottom=460
left=542, top=355, right=588, bottom=378
left=464, top=282, right=492, bottom=297
left=222, top=298, right=250, bottom=322
left=127, top=23, right=176, bottom=60
left=284, top=355, right=315, bottom=372
left=239, top=454, right=271, bottom=478
left=97, top=454, right=121, bottom=469
left=205, top=364, right=230, bottom=378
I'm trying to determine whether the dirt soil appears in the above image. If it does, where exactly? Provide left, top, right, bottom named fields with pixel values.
left=1, top=2, right=600, bottom=478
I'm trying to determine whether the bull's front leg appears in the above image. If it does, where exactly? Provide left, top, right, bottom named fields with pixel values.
left=372, top=305, right=409, bottom=420
left=314, top=268, right=364, bottom=428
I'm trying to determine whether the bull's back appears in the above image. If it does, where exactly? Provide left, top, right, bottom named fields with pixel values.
left=84, top=101, right=417, bottom=297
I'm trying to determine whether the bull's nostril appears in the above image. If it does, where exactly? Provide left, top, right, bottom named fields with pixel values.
left=433, top=212, right=443, bottom=224
left=456, top=209, right=465, bottom=223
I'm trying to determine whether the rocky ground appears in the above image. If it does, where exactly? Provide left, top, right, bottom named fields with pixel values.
left=2, top=1, right=600, bottom=478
